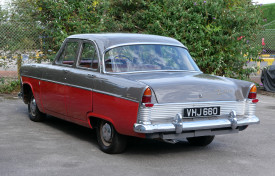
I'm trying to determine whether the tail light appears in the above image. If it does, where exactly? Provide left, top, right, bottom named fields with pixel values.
left=248, top=85, right=258, bottom=103
left=142, top=87, right=154, bottom=107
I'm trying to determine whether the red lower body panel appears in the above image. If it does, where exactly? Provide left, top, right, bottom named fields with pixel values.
left=22, top=76, right=144, bottom=138
left=92, top=92, right=145, bottom=138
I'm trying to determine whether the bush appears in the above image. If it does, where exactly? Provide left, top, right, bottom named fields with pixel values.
left=100, top=0, right=263, bottom=79
left=7, top=0, right=264, bottom=79
left=0, top=78, right=20, bottom=94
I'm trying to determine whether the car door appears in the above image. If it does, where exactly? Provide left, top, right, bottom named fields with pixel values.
left=66, top=40, right=100, bottom=122
left=41, top=39, right=80, bottom=117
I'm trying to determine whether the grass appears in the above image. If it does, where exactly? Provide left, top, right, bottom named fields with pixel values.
left=0, top=77, right=20, bottom=94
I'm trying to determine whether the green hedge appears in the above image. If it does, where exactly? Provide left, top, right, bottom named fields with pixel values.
left=6, top=0, right=264, bottom=79
left=99, top=0, right=263, bottom=78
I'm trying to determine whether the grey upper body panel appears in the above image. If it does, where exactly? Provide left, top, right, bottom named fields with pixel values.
left=20, top=64, right=147, bottom=102
left=112, top=71, right=253, bottom=103
left=20, top=33, right=253, bottom=104
left=20, top=66, right=253, bottom=104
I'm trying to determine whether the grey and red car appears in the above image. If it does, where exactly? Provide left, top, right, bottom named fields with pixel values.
left=20, top=33, right=259, bottom=153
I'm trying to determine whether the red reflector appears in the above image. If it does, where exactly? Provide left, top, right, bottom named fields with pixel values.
left=142, top=96, right=151, bottom=103
left=144, top=103, right=154, bottom=107
left=248, top=92, right=256, bottom=99
left=252, top=99, right=259, bottom=103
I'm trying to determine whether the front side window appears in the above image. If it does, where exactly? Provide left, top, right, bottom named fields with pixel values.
left=78, top=42, right=98, bottom=69
left=57, top=41, right=79, bottom=66
left=104, top=44, right=200, bottom=73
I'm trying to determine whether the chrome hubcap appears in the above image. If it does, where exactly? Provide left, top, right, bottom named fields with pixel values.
left=102, top=123, right=112, bottom=143
left=30, top=97, right=36, bottom=116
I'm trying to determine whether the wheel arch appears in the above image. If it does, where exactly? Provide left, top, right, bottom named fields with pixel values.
left=22, top=83, right=34, bottom=104
left=87, top=112, right=145, bottom=138
left=88, top=114, right=116, bottom=130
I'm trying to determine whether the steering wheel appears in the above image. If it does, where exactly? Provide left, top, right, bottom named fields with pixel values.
left=113, top=55, right=131, bottom=62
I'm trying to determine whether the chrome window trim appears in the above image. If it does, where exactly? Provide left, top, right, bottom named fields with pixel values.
left=75, top=40, right=101, bottom=72
left=54, top=39, right=81, bottom=68
left=104, top=42, right=186, bottom=52
left=104, top=70, right=203, bottom=75
left=101, top=43, right=200, bottom=74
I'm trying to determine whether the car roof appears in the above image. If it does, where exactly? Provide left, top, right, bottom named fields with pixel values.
left=67, top=33, right=186, bottom=53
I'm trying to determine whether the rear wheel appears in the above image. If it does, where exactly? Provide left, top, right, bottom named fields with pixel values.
left=28, top=95, right=45, bottom=122
left=187, top=136, right=215, bottom=146
left=96, top=120, right=127, bottom=154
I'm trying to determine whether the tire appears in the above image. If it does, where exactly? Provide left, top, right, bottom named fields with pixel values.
left=96, top=120, right=127, bottom=154
left=238, top=125, right=248, bottom=131
left=187, top=135, right=215, bottom=146
left=28, top=95, right=45, bottom=122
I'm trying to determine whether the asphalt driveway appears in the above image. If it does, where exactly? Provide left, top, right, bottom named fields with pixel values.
left=0, top=94, right=274, bottom=176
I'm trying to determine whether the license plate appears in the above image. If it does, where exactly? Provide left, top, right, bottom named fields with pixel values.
left=183, top=106, right=220, bottom=117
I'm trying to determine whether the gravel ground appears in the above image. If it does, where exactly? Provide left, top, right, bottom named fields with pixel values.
left=0, top=93, right=274, bottom=176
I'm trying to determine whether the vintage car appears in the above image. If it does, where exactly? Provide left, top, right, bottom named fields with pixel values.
left=20, top=33, right=259, bottom=154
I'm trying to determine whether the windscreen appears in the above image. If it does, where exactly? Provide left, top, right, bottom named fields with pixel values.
left=104, top=44, right=200, bottom=73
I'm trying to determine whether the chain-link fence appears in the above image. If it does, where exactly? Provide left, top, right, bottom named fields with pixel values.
left=248, top=23, right=275, bottom=82
left=255, top=25, right=275, bottom=72
left=259, top=29, right=275, bottom=55
left=1, top=20, right=275, bottom=81
left=0, top=21, right=50, bottom=79
left=259, top=21, right=275, bottom=58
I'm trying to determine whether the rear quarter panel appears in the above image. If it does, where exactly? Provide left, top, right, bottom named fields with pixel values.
left=91, top=73, right=147, bottom=137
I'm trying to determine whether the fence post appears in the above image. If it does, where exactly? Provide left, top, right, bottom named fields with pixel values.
left=17, top=54, right=22, bottom=81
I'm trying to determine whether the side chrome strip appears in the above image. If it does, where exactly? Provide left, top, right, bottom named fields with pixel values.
left=21, top=74, right=92, bottom=91
left=92, top=89, right=139, bottom=103
left=21, top=74, right=139, bottom=103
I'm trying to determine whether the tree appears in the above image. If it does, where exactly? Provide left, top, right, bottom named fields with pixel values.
left=7, top=0, right=264, bottom=79
left=100, top=0, right=263, bottom=79
left=10, top=0, right=103, bottom=52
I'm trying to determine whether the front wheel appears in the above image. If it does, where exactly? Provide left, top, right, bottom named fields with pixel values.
left=96, top=120, right=127, bottom=154
left=28, top=95, right=45, bottom=122
left=187, top=136, right=215, bottom=146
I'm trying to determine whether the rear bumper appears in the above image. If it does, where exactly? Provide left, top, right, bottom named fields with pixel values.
left=134, top=115, right=259, bottom=134
left=134, top=100, right=259, bottom=139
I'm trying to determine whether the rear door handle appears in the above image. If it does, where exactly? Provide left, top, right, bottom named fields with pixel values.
left=62, top=69, right=69, bottom=73
left=86, top=74, right=95, bottom=79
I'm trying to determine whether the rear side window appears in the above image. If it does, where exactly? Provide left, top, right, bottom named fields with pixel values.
left=57, top=41, right=79, bottom=66
left=78, top=42, right=98, bottom=69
